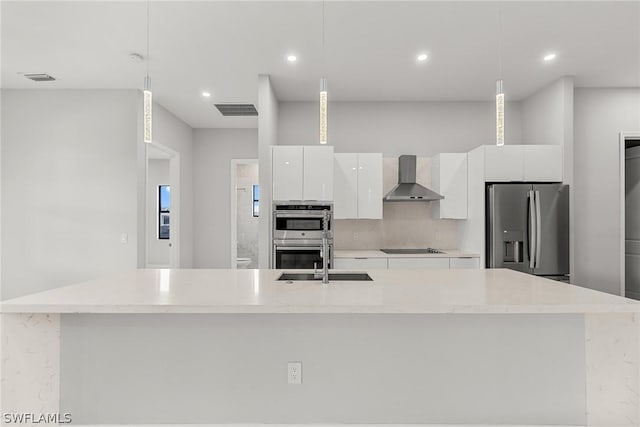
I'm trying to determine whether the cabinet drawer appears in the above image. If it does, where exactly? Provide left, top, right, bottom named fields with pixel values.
left=449, top=257, right=480, bottom=269
left=334, top=257, right=388, bottom=270
left=387, top=258, right=450, bottom=270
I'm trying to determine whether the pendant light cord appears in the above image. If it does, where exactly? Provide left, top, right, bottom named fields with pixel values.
left=498, top=3, right=503, bottom=80
left=321, top=0, right=325, bottom=75
left=146, top=0, right=150, bottom=86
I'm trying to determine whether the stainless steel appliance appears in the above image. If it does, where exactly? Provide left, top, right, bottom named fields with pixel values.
left=486, top=183, right=569, bottom=279
left=272, top=202, right=333, bottom=269
left=380, top=248, right=446, bottom=254
left=384, top=155, right=444, bottom=202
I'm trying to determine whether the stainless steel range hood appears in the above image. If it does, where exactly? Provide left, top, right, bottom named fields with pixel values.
left=384, top=155, right=444, bottom=202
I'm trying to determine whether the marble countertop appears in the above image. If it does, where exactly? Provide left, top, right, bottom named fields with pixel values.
left=334, top=249, right=481, bottom=258
left=2, top=268, right=639, bottom=314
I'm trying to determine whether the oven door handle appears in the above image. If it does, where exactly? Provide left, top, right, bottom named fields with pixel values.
left=274, top=246, right=323, bottom=251
left=274, top=213, right=331, bottom=219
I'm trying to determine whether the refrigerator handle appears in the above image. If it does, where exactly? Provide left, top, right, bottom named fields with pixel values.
left=535, top=190, right=542, bottom=269
left=528, top=190, right=536, bottom=269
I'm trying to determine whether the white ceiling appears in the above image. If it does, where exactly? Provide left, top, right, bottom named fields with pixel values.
left=2, top=1, right=639, bottom=129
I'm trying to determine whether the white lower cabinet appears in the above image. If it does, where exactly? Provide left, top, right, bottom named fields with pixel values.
left=449, top=257, right=480, bottom=269
left=334, top=257, right=388, bottom=270
left=387, top=258, right=451, bottom=270
left=334, top=256, right=480, bottom=270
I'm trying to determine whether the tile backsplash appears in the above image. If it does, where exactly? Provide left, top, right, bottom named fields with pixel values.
left=334, top=157, right=460, bottom=250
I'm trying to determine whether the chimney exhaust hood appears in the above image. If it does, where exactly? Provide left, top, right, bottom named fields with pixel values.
left=384, top=155, right=444, bottom=202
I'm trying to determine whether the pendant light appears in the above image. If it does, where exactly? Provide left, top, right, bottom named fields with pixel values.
left=496, top=79, right=504, bottom=146
left=495, top=5, right=505, bottom=147
left=143, top=0, right=153, bottom=144
left=319, top=1, right=328, bottom=145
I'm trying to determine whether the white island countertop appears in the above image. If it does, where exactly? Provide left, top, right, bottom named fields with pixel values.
left=1, top=268, right=639, bottom=314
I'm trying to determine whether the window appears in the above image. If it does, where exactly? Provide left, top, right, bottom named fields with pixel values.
left=158, top=185, right=170, bottom=239
left=252, top=185, right=260, bottom=217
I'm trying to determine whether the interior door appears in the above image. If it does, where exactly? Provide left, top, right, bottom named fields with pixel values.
left=626, top=146, right=640, bottom=300
left=532, top=184, right=570, bottom=276
left=147, top=159, right=172, bottom=267
left=486, top=184, right=532, bottom=273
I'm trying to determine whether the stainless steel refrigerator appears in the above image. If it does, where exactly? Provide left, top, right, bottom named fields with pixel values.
left=486, top=183, right=570, bottom=280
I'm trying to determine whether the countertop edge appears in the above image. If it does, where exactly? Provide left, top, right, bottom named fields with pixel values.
left=3, top=304, right=639, bottom=315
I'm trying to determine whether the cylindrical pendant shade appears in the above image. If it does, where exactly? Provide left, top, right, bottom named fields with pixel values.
left=319, top=77, right=328, bottom=145
left=143, top=77, right=153, bottom=144
left=496, top=79, right=504, bottom=147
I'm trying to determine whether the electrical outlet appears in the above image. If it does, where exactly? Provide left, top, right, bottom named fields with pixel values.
left=288, top=361, right=302, bottom=385
left=353, top=232, right=359, bottom=241
left=435, top=231, right=442, bottom=241
left=120, top=233, right=128, bottom=244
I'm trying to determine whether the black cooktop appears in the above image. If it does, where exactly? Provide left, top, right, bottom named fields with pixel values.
left=380, top=248, right=446, bottom=254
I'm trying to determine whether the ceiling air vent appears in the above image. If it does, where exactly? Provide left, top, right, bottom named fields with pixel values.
left=23, top=73, right=56, bottom=82
left=215, top=104, right=258, bottom=117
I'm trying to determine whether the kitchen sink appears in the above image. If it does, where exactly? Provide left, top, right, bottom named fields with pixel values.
left=277, top=272, right=373, bottom=281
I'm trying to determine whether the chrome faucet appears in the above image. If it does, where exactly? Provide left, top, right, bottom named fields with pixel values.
left=314, top=210, right=330, bottom=283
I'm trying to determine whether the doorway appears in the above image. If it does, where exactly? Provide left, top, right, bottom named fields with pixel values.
left=230, top=159, right=259, bottom=269
left=621, top=132, right=640, bottom=299
left=146, top=143, right=180, bottom=268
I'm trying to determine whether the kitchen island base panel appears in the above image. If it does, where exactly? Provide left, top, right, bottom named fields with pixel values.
left=1, top=300, right=639, bottom=424
left=0, top=313, right=60, bottom=424
left=585, top=312, right=640, bottom=425
left=59, top=314, right=585, bottom=425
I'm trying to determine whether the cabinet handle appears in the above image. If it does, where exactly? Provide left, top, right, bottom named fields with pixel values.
left=354, top=257, right=368, bottom=260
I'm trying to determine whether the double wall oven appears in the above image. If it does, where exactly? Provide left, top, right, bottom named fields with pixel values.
left=272, top=202, right=333, bottom=269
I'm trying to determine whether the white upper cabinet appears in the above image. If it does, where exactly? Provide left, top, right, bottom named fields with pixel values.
left=333, top=153, right=383, bottom=219
left=272, top=146, right=334, bottom=201
left=484, top=145, right=525, bottom=181
left=272, top=146, right=304, bottom=201
left=483, top=144, right=563, bottom=182
left=334, top=154, right=358, bottom=218
left=303, top=146, right=334, bottom=201
left=432, top=153, right=468, bottom=219
left=357, top=153, right=383, bottom=219
left=524, top=145, right=563, bottom=181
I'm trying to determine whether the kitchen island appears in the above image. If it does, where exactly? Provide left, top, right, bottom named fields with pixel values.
left=2, top=268, right=639, bottom=426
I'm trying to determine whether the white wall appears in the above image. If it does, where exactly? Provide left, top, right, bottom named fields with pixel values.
left=258, top=75, right=279, bottom=268
left=192, top=128, right=258, bottom=268
left=278, top=101, right=523, bottom=156
left=146, top=159, right=171, bottom=266
left=574, top=88, right=640, bottom=294
left=1, top=89, right=139, bottom=299
left=522, top=77, right=574, bottom=147
left=150, top=102, right=195, bottom=267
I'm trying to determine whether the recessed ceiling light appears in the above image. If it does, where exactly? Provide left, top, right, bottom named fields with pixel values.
left=417, top=53, right=428, bottom=62
left=543, top=53, right=557, bottom=62
left=202, top=91, right=212, bottom=98
left=287, top=55, right=297, bottom=63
